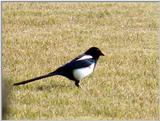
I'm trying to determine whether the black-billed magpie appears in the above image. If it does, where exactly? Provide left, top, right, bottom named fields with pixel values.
left=13, top=47, right=104, bottom=87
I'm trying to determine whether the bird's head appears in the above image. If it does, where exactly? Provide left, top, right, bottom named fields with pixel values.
left=85, top=47, right=104, bottom=58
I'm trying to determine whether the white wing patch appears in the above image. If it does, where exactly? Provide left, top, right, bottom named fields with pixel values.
left=77, top=55, right=93, bottom=61
left=73, top=63, right=95, bottom=81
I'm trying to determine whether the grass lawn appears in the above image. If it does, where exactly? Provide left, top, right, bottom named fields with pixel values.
left=2, top=2, right=159, bottom=120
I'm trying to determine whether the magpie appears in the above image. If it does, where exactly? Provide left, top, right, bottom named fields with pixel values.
left=13, top=47, right=104, bottom=87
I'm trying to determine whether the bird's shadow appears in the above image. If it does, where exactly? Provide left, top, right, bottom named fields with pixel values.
left=34, top=83, right=74, bottom=91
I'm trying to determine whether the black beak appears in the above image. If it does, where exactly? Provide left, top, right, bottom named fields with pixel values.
left=100, top=52, right=105, bottom=56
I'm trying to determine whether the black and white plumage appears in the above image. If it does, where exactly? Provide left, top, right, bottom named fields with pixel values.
left=13, top=47, right=104, bottom=87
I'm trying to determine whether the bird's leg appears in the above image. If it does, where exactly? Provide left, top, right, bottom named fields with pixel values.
left=75, top=81, right=80, bottom=88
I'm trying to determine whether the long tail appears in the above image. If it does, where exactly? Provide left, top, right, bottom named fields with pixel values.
left=13, top=72, right=57, bottom=86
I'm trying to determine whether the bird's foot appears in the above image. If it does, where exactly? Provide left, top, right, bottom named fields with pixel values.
left=75, top=81, right=81, bottom=88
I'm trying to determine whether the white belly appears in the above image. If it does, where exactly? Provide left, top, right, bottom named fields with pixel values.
left=73, top=63, right=95, bottom=81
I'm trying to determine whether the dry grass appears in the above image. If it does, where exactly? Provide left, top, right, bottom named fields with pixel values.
left=2, top=2, right=159, bottom=120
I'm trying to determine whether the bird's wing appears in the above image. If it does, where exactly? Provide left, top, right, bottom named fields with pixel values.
left=62, top=58, right=95, bottom=70
left=50, top=54, right=94, bottom=75
left=69, top=53, right=85, bottom=62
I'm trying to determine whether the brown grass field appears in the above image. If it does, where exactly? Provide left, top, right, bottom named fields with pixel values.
left=2, top=2, right=159, bottom=120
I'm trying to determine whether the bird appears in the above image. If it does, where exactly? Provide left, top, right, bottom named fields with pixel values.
left=13, top=47, right=104, bottom=88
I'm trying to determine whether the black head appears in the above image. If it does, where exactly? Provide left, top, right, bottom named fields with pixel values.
left=85, top=47, right=104, bottom=58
